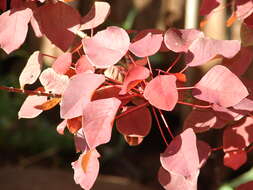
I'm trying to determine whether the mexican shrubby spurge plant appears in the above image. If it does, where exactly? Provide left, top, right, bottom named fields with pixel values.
left=1, top=0, right=253, bottom=189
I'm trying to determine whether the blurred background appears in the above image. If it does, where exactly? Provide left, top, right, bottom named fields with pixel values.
left=0, top=0, right=253, bottom=190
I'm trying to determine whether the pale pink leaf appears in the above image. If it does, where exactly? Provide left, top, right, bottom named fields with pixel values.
left=76, top=55, right=95, bottom=74
left=236, top=0, right=253, bottom=19
left=30, top=15, right=43, bottom=37
left=119, top=65, right=150, bottom=95
left=34, top=2, right=81, bottom=51
left=18, top=95, right=47, bottom=119
left=39, top=68, right=69, bottom=94
left=0, top=8, right=32, bottom=54
left=60, top=73, right=105, bottom=119
left=56, top=120, right=67, bottom=135
left=160, top=128, right=199, bottom=181
left=80, top=2, right=110, bottom=30
left=83, top=98, right=121, bottom=149
left=19, top=51, right=42, bottom=89
left=144, top=75, right=178, bottom=111
left=223, top=117, right=253, bottom=152
left=83, top=26, right=130, bottom=68
left=72, top=150, right=100, bottom=190
left=52, top=52, right=72, bottom=74
left=224, top=150, right=247, bottom=170
left=193, top=65, right=249, bottom=107
left=129, top=33, right=163, bottom=57
left=164, top=28, right=204, bottom=53
left=186, top=38, right=241, bottom=67
left=158, top=167, right=198, bottom=190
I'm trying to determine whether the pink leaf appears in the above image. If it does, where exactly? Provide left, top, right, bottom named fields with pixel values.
left=18, top=95, right=47, bottom=119
left=224, top=150, right=247, bottom=170
left=56, top=120, right=67, bottom=135
left=197, top=140, right=211, bottom=167
left=186, top=38, right=241, bottom=67
left=34, top=2, right=81, bottom=51
left=75, top=55, right=95, bottom=74
left=129, top=33, right=163, bottom=57
left=193, top=65, right=248, bottom=107
left=83, top=98, right=121, bottom=149
left=52, top=52, right=72, bottom=74
left=236, top=0, right=253, bottom=19
left=158, top=167, right=198, bottom=190
left=60, top=73, right=105, bottom=119
left=83, top=26, right=130, bottom=68
left=223, top=117, right=253, bottom=152
left=119, top=65, right=150, bottom=95
left=164, top=28, right=204, bottom=53
left=39, top=68, right=69, bottom=94
left=144, top=75, right=178, bottom=111
left=80, top=2, right=110, bottom=30
left=30, top=15, right=43, bottom=38
left=116, top=106, right=152, bottom=137
left=0, top=8, right=32, bottom=54
left=19, top=51, right=42, bottom=89
left=72, top=150, right=100, bottom=190
left=199, top=0, right=221, bottom=16
left=160, top=128, right=199, bottom=181
left=236, top=181, right=253, bottom=190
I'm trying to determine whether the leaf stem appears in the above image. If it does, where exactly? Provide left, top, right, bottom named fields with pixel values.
left=41, top=53, right=57, bottom=59
left=0, top=85, right=61, bottom=98
left=166, top=54, right=182, bottom=72
left=115, top=102, right=149, bottom=119
left=147, top=57, right=154, bottom=77
left=151, top=107, right=169, bottom=146
left=211, top=146, right=223, bottom=152
left=177, top=86, right=195, bottom=90
left=177, top=101, right=212, bottom=108
left=179, top=65, right=189, bottom=73
left=158, top=109, right=174, bottom=139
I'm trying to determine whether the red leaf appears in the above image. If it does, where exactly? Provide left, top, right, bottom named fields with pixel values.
left=39, top=68, right=69, bottom=94
left=119, top=65, right=150, bottom=95
left=0, top=1, right=7, bottom=11
left=224, top=150, right=247, bottom=170
left=186, top=38, right=241, bottom=67
left=18, top=95, right=47, bottom=119
left=160, top=128, right=199, bottom=181
left=34, top=2, right=81, bottom=51
left=19, top=51, right=42, bottom=89
left=60, top=73, right=105, bottom=119
left=75, top=55, right=95, bottom=74
left=80, top=2, right=110, bottom=30
left=199, top=0, right=220, bottom=16
left=184, top=108, right=226, bottom=133
left=52, top=52, right=72, bottom=74
left=67, top=116, right=82, bottom=134
left=222, top=47, right=253, bottom=76
left=129, top=33, right=163, bottom=57
left=197, top=140, right=211, bottom=167
left=82, top=98, right=121, bottom=149
left=0, top=8, right=32, bottom=54
left=34, top=98, right=61, bottom=111
left=116, top=106, right=152, bottom=143
left=193, top=65, right=248, bottom=107
left=82, top=26, right=130, bottom=68
left=144, top=75, right=178, bottom=111
left=72, top=150, right=100, bottom=190
left=223, top=117, right=253, bottom=152
left=164, top=28, right=204, bottom=53
left=236, top=181, right=253, bottom=190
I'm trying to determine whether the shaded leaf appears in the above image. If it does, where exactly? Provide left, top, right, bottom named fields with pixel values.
left=76, top=55, right=95, bottom=74
left=34, top=98, right=61, bottom=110
left=56, top=120, right=67, bottom=135
left=236, top=181, right=253, bottom=190
left=67, top=116, right=82, bottom=134
left=224, top=150, right=247, bottom=170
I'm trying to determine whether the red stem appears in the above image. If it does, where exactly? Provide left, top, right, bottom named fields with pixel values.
left=0, top=86, right=61, bottom=98
left=177, top=86, right=195, bottom=90
left=177, top=101, right=212, bottom=109
left=211, top=146, right=223, bottom=152
left=179, top=65, right=189, bottom=73
left=71, top=43, right=83, bottom=54
left=147, top=57, right=154, bottom=77
left=41, top=53, right=57, bottom=59
left=158, top=109, right=174, bottom=139
left=166, top=54, right=182, bottom=72
left=151, top=107, right=169, bottom=146
left=115, top=102, right=149, bottom=120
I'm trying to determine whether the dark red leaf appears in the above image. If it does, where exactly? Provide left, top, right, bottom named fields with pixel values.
left=224, top=150, right=247, bottom=170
